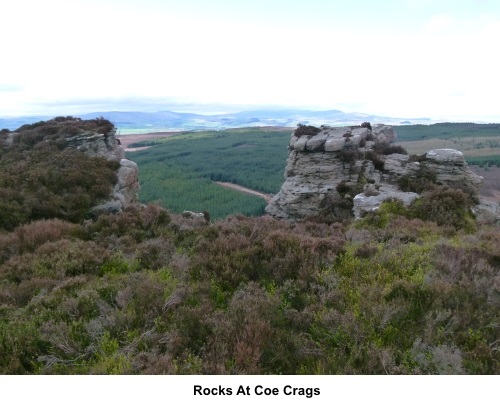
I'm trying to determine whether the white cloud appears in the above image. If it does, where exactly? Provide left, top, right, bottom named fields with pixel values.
left=1, top=0, right=499, bottom=120
left=424, top=14, right=456, bottom=33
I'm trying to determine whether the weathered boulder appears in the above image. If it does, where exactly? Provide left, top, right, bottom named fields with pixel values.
left=473, top=199, right=500, bottom=224
left=325, top=137, right=347, bottom=152
left=383, top=154, right=410, bottom=176
left=115, top=159, right=140, bottom=205
left=372, top=124, right=397, bottom=144
left=306, top=133, right=329, bottom=151
left=422, top=149, right=483, bottom=198
left=353, top=191, right=419, bottom=219
left=425, top=148, right=464, bottom=164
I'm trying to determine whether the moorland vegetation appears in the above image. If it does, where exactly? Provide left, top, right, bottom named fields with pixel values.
left=0, top=117, right=119, bottom=230
left=0, top=119, right=499, bottom=374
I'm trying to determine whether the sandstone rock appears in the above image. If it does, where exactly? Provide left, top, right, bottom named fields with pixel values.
left=372, top=124, right=397, bottom=143
left=363, top=183, right=380, bottom=196
left=425, top=149, right=464, bottom=164
left=324, top=137, right=346, bottom=152
left=266, top=124, right=483, bottom=222
left=115, top=159, right=140, bottom=206
left=66, top=129, right=125, bottom=162
left=421, top=149, right=483, bottom=197
left=306, top=133, right=328, bottom=151
left=326, top=127, right=351, bottom=138
left=91, top=200, right=123, bottom=215
left=182, top=210, right=210, bottom=223
left=353, top=191, right=419, bottom=219
left=383, top=153, right=410, bottom=178
left=293, top=135, right=310, bottom=151
left=473, top=199, right=500, bottom=224
left=351, top=134, right=362, bottom=144
left=351, top=127, right=370, bottom=138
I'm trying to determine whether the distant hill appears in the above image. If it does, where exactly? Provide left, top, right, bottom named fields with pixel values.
left=0, top=109, right=432, bottom=133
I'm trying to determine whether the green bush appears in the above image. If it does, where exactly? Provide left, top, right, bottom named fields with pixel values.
left=397, top=165, right=437, bottom=193
left=409, top=186, right=476, bottom=232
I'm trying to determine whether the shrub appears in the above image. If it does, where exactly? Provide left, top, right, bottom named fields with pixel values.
left=316, top=193, right=354, bottom=223
left=0, top=146, right=119, bottom=230
left=0, top=239, right=111, bottom=283
left=191, top=216, right=345, bottom=289
left=339, top=149, right=362, bottom=165
left=365, top=150, right=385, bottom=171
left=409, top=186, right=476, bottom=231
left=134, top=238, right=175, bottom=270
left=398, top=165, right=437, bottom=193
left=13, top=219, right=80, bottom=254
left=361, top=122, right=372, bottom=131
left=376, top=144, right=408, bottom=155
left=409, top=154, right=426, bottom=162
left=294, top=124, right=321, bottom=137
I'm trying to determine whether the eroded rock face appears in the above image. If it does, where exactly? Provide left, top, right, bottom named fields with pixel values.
left=66, top=129, right=140, bottom=213
left=473, top=200, right=500, bottom=224
left=66, top=129, right=125, bottom=161
left=266, top=124, right=486, bottom=221
left=423, top=149, right=483, bottom=197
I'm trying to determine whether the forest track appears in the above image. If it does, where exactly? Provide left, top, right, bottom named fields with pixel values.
left=215, top=182, right=273, bottom=203
left=117, top=132, right=179, bottom=151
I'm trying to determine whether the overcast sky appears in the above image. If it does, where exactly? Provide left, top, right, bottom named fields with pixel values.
left=1, top=0, right=499, bottom=120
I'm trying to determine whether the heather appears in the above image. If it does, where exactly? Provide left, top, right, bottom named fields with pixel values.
left=1, top=204, right=499, bottom=374
left=0, top=117, right=119, bottom=230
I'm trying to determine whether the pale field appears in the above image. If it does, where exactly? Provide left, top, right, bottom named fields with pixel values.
left=399, top=136, right=500, bottom=157
left=470, top=165, right=500, bottom=203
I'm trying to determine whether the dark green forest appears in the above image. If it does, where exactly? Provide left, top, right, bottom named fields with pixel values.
left=128, top=128, right=291, bottom=218
left=0, top=119, right=499, bottom=375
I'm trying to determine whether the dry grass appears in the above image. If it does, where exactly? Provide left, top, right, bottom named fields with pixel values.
left=399, top=136, right=500, bottom=157
left=470, top=165, right=500, bottom=202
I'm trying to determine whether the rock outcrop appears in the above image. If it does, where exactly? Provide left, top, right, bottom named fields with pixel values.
left=266, top=124, right=491, bottom=221
left=66, top=128, right=140, bottom=214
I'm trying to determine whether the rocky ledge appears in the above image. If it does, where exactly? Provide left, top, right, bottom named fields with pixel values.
left=266, top=124, right=498, bottom=222
left=66, top=129, right=140, bottom=214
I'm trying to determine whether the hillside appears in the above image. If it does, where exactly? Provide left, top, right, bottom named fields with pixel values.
left=0, top=118, right=499, bottom=375
left=0, top=117, right=128, bottom=230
